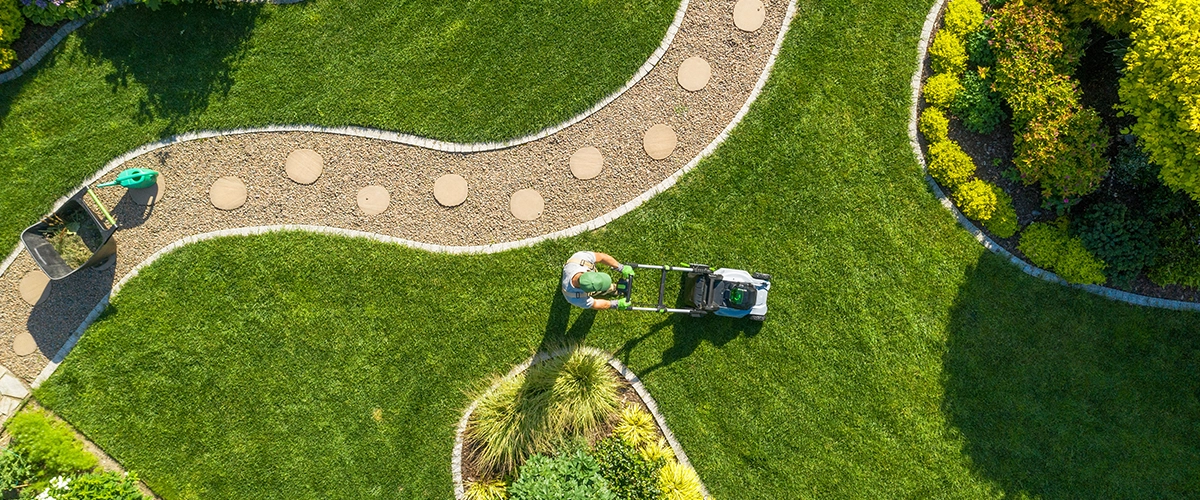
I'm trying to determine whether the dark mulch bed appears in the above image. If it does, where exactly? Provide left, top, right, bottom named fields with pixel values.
left=10, top=20, right=69, bottom=68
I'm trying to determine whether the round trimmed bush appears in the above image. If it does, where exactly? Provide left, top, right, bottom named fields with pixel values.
left=923, top=72, right=964, bottom=109
left=952, top=179, right=998, bottom=221
left=943, top=0, right=984, bottom=36
left=920, top=107, right=950, bottom=143
left=983, top=186, right=1019, bottom=238
left=931, top=31, right=968, bottom=75
left=928, top=140, right=976, bottom=188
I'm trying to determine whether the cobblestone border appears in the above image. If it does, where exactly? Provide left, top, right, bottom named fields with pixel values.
left=451, top=345, right=710, bottom=500
left=907, top=0, right=1200, bottom=312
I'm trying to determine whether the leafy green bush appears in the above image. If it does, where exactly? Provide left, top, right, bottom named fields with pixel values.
left=0, top=47, right=13, bottom=72
left=0, top=449, right=33, bottom=492
left=1149, top=219, right=1200, bottom=288
left=984, top=186, right=1019, bottom=238
left=1118, top=0, right=1200, bottom=204
left=965, top=27, right=996, bottom=68
left=919, top=107, right=950, bottom=143
left=930, top=31, right=968, bottom=75
left=0, top=0, right=24, bottom=45
left=39, top=471, right=148, bottom=500
left=952, top=179, right=998, bottom=221
left=509, top=450, right=616, bottom=500
left=1018, top=221, right=1107, bottom=285
left=5, top=409, right=98, bottom=478
left=19, top=0, right=104, bottom=26
left=1110, top=139, right=1154, bottom=187
left=927, top=140, right=976, bottom=188
left=658, top=462, right=703, bottom=500
left=943, top=0, right=984, bottom=37
left=466, top=479, right=509, bottom=500
left=612, top=406, right=656, bottom=449
left=1013, top=104, right=1110, bottom=199
left=923, top=72, right=963, bottom=109
left=593, top=437, right=662, bottom=500
left=954, top=70, right=1007, bottom=134
left=1072, top=202, right=1159, bottom=287
left=991, top=3, right=1085, bottom=99
left=1026, top=0, right=1142, bottom=34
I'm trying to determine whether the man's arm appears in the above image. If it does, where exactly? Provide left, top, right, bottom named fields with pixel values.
left=591, top=298, right=615, bottom=310
left=593, top=252, right=622, bottom=269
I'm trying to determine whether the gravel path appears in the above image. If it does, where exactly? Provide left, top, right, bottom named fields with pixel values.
left=0, top=0, right=791, bottom=381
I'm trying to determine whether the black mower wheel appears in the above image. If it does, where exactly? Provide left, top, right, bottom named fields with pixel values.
left=748, top=314, right=766, bottom=322
left=752, top=272, right=772, bottom=281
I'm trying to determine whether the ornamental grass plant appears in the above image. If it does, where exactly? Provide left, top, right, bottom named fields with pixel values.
left=612, top=406, right=657, bottom=449
left=658, top=461, right=704, bottom=500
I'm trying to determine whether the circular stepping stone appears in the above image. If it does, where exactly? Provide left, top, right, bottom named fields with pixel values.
left=286, top=149, right=323, bottom=185
left=734, top=0, right=766, bottom=32
left=357, top=185, right=390, bottom=215
left=570, top=147, right=604, bottom=180
left=210, top=176, right=247, bottom=211
left=433, top=174, right=468, bottom=207
left=510, top=189, right=545, bottom=221
left=18, top=271, right=49, bottom=306
left=677, top=57, right=712, bottom=92
left=129, top=175, right=165, bottom=206
left=643, top=124, right=677, bottom=160
left=12, top=333, right=36, bottom=357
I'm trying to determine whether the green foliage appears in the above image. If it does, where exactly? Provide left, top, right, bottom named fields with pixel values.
left=1149, top=219, right=1200, bottom=288
left=1018, top=221, right=1108, bottom=285
left=1013, top=104, right=1110, bottom=200
left=923, top=72, right=963, bottom=109
left=965, top=27, right=996, bottom=68
left=638, top=440, right=673, bottom=465
left=5, top=409, right=98, bottom=478
left=991, top=3, right=1085, bottom=96
left=927, top=140, right=976, bottom=188
left=509, top=450, right=616, bottom=500
left=1110, top=139, right=1155, bottom=187
left=593, top=437, right=662, bottom=500
left=536, top=350, right=621, bottom=438
left=612, top=406, right=656, bottom=449
left=984, top=186, right=1019, bottom=238
left=0, top=0, right=24, bottom=45
left=0, top=47, right=13, bottom=72
left=42, top=471, right=148, bottom=500
left=943, top=0, right=984, bottom=37
left=919, top=107, right=950, bottom=143
left=19, top=0, right=104, bottom=26
left=466, top=479, right=510, bottom=500
left=1118, top=0, right=1200, bottom=204
left=1025, top=0, right=1142, bottom=34
left=954, top=70, right=1007, bottom=134
left=930, top=31, right=968, bottom=75
left=658, top=462, right=704, bottom=500
left=952, top=179, right=998, bottom=221
left=1072, top=202, right=1159, bottom=287
left=0, top=449, right=33, bottom=492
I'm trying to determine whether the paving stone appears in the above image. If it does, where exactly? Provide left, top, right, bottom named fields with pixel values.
left=18, top=270, right=50, bottom=306
left=357, top=185, right=391, bottom=215
left=285, top=149, right=323, bottom=185
left=12, top=333, right=36, bottom=357
left=677, top=56, right=712, bottom=91
left=0, top=398, right=19, bottom=417
left=433, top=174, right=468, bottom=207
left=510, top=189, right=545, bottom=221
left=0, top=374, right=28, bottom=399
left=643, top=124, right=677, bottom=160
left=209, top=176, right=248, bottom=211
left=129, top=175, right=165, bottom=206
left=569, top=147, right=604, bottom=180
left=733, top=0, right=766, bottom=31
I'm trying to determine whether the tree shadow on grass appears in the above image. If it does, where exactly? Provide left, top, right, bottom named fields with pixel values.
left=943, top=254, right=1200, bottom=499
left=76, top=2, right=262, bottom=134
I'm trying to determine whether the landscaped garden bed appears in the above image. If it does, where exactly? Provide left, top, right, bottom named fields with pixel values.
left=917, top=0, right=1200, bottom=302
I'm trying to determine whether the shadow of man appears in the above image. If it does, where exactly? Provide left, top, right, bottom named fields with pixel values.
left=536, top=288, right=596, bottom=354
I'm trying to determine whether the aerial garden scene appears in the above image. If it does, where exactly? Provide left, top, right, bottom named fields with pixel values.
left=0, top=0, right=1195, bottom=497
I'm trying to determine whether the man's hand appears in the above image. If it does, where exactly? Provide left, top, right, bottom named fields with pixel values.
left=614, top=298, right=631, bottom=310
left=620, top=265, right=635, bottom=279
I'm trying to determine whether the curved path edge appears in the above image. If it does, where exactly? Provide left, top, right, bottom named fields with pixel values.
left=1, top=0, right=798, bottom=279
left=0, top=0, right=691, bottom=155
left=450, top=345, right=710, bottom=500
left=907, top=0, right=1200, bottom=312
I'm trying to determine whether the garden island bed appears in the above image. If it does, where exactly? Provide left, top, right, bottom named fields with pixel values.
left=916, top=0, right=1200, bottom=302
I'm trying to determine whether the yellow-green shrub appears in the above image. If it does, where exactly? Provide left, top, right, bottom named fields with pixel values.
left=930, top=31, right=968, bottom=75
left=943, top=0, right=984, bottom=37
left=466, top=479, right=509, bottom=500
left=923, top=72, right=963, bottom=109
left=952, top=179, right=998, bottom=221
left=928, top=140, right=976, bottom=188
left=984, top=187, right=1020, bottom=238
left=0, top=47, right=13, bottom=72
left=613, top=406, right=656, bottom=449
left=658, top=462, right=704, bottom=500
left=1026, top=0, right=1142, bottom=34
left=1018, top=221, right=1107, bottom=285
left=1119, top=0, right=1200, bottom=203
left=0, top=0, right=23, bottom=46
left=919, top=107, right=950, bottom=143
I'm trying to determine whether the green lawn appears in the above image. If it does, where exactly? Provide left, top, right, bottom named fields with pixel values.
left=31, top=0, right=1200, bottom=498
left=0, top=0, right=678, bottom=244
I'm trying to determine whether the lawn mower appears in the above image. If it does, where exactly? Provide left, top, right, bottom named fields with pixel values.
left=615, top=263, right=771, bottom=321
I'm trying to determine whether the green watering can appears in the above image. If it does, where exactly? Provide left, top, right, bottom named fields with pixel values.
left=86, top=168, right=161, bottom=227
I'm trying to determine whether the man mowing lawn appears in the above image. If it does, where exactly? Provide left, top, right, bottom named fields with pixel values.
left=562, top=251, right=636, bottom=310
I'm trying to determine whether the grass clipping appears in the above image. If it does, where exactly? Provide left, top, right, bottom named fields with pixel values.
left=466, top=347, right=621, bottom=475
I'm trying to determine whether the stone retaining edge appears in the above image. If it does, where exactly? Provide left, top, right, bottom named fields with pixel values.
left=906, top=0, right=1200, bottom=312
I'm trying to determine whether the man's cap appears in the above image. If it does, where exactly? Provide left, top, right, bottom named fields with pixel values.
left=579, top=272, right=612, bottom=293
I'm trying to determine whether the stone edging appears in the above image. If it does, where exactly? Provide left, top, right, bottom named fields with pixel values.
left=0, top=0, right=690, bottom=155
left=1, top=0, right=798, bottom=278
left=907, top=0, right=1200, bottom=312
left=0, top=0, right=306, bottom=85
left=450, top=345, right=709, bottom=500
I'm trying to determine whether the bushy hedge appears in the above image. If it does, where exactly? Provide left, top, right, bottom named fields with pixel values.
left=509, top=450, right=616, bottom=500
left=952, top=178, right=998, bottom=221
left=1013, top=104, right=1109, bottom=201
left=923, top=72, right=963, bottom=109
left=1072, top=202, right=1159, bottom=286
left=594, top=437, right=662, bottom=500
left=943, top=0, right=984, bottom=36
left=1018, top=221, right=1107, bottom=284
left=928, top=140, right=976, bottom=188
left=919, top=107, right=950, bottom=143
left=984, top=186, right=1020, bottom=238
left=1025, top=0, right=1142, bottom=34
left=930, top=30, right=967, bottom=75
left=1119, top=0, right=1200, bottom=204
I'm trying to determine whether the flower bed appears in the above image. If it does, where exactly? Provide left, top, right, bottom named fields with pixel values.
left=917, top=0, right=1200, bottom=302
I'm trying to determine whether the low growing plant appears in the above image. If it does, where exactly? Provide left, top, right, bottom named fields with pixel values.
left=983, top=186, right=1019, bottom=238
left=0, top=448, right=33, bottom=492
left=509, top=450, right=616, bottom=500
left=919, top=107, right=950, bottom=143
left=943, top=0, right=984, bottom=36
left=952, top=178, right=998, bottom=222
left=1072, top=202, right=1158, bottom=287
left=927, top=140, right=976, bottom=188
left=658, top=461, right=704, bottom=500
left=5, top=409, right=98, bottom=479
left=466, top=479, right=509, bottom=500
left=38, top=471, right=148, bottom=500
left=930, top=30, right=968, bottom=75
left=1149, top=219, right=1200, bottom=288
left=923, top=72, right=963, bottom=109
left=19, top=0, right=104, bottom=26
left=593, top=437, right=662, bottom=500
left=0, top=47, right=13, bottom=72
left=1018, top=221, right=1107, bottom=285
left=612, top=406, right=656, bottom=449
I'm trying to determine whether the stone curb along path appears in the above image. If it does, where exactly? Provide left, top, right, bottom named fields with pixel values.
left=907, top=0, right=1200, bottom=313
left=451, top=346, right=710, bottom=500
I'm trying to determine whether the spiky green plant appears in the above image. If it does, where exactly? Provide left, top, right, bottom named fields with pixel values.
left=659, top=461, right=704, bottom=500
left=532, top=349, right=621, bottom=438
left=613, top=406, right=656, bottom=448
left=466, top=372, right=552, bottom=474
left=465, top=479, right=509, bottom=500
left=640, top=438, right=674, bottom=464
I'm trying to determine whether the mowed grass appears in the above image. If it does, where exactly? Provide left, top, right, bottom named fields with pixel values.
left=0, top=0, right=678, bottom=244
left=33, top=0, right=1200, bottom=498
